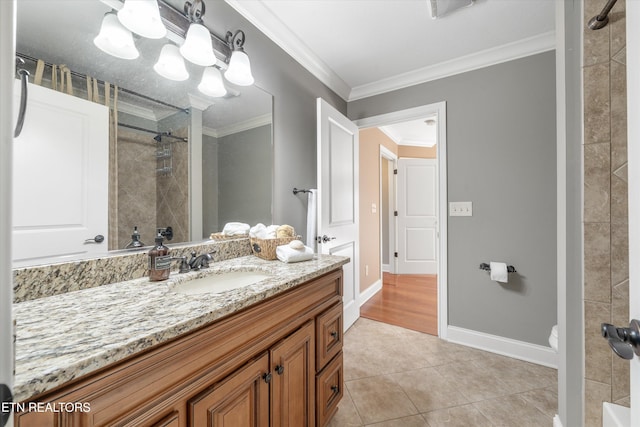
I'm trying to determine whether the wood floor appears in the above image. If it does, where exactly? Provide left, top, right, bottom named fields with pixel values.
left=360, top=273, right=438, bottom=336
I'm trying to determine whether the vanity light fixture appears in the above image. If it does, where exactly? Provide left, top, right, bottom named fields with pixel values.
left=224, top=30, right=254, bottom=86
left=198, top=67, right=227, bottom=97
left=118, top=0, right=167, bottom=39
left=180, top=0, right=216, bottom=66
left=154, top=44, right=189, bottom=81
left=94, top=11, right=139, bottom=60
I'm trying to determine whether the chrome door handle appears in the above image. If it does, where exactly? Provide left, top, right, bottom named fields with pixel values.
left=14, top=58, right=30, bottom=138
left=601, top=319, right=640, bottom=360
left=320, top=235, right=336, bottom=243
left=84, top=235, right=105, bottom=244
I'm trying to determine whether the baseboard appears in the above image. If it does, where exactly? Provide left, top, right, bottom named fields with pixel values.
left=359, top=279, right=382, bottom=307
left=382, top=264, right=390, bottom=272
left=447, top=326, right=558, bottom=368
left=553, top=415, right=563, bottom=427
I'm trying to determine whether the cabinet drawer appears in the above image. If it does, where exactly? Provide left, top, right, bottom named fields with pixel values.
left=315, top=352, right=343, bottom=427
left=315, top=303, right=343, bottom=370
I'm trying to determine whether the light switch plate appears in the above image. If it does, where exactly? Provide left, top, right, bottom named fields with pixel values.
left=449, top=201, right=472, bottom=216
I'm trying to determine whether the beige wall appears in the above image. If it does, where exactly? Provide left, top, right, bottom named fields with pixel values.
left=583, top=0, right=629, bottom=425
left=358, top=127, right=437, bottom=294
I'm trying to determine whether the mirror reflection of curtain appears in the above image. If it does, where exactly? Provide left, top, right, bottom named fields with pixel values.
left=31, top=58, right=120, bottom=249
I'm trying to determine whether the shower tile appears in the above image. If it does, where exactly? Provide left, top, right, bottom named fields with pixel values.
left=609, top=0, right=626, bottom=57
left=611, top=224, right=629, bottom=287
left=346, top=375, right=418, bottom=425
left=585, top=380, right=611, bottom=427
left=583, top=0, right=611, bottom=66
left=611, top=60, right=627, bottom=170
left=611, top=280, right=630, bottom=402
left=584, top=143, right=611, bottom=223
left=584, top=301, right=612, bottom=384
left=584, top=223, right=611, bottom=304
left=422, top=404, right=492, bottom=427
left=584, top=64, right=611, bottom=144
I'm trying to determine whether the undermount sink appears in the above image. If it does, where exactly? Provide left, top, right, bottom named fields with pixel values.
left=170, top=270, right=272, bottom=296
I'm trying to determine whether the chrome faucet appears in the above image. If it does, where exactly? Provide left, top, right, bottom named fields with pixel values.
left=188, top=251, right=215, bottom=270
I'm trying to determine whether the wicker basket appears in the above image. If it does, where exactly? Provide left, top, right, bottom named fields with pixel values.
left=250, top=236, right=300, bottom=260
left=209, top=232, right=247, bottom=240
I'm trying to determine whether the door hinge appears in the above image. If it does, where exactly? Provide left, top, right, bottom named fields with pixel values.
left=394, top=252, right=398, bottom=258
left=394, top=211, right=398, bottom=217
left=394, top=169, right=398, bottom=175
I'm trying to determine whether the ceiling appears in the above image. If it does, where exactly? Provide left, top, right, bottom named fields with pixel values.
left=226, top=0, right=556, bottom=101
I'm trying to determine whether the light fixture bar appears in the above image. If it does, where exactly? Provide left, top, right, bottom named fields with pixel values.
left=98, top=0, right=232, bottom=62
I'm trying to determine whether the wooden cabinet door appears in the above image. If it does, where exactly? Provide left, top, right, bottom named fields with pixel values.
left=270, top=321, right=315, bottom=427
left=188, top=353, right=270, bottom=427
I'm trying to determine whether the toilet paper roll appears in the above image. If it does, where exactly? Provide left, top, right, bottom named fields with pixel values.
left=490, top=261, right=509, bottom=283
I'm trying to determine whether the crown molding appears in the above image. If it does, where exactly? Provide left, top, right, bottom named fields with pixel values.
left=224, top=0, right=352, bottom=100
left=349, top=31, right=556, bottom=101
left=203, top=113, right=272, bottom=138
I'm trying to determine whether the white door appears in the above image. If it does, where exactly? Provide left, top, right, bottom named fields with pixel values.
left=628, top=1, right=639, bottom=424
left=317, top=98, right=359, bottom=332
left=397, top=158, right=438, bottom=274
left=12, top=81, right=109, bottom=267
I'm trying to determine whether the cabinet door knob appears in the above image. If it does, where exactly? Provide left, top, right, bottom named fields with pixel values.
left=331, top=385, right=339, bottom=393
left=262, top=372, right=272, bottom=383
left=275, top=365, right=285, bottom=375
left=84, top=234, right=105, bottom=244
left=330, top=331, right=338, bottom=339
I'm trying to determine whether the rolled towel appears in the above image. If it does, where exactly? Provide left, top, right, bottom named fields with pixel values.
left=276, top=224, right=295, bottom=238
left=222, top=222, right=250, bottom=236
left=276, top=240, right=314, bottom=263
left=250, top=223, right=266, bottom=238
left=265, top=225, right=279, bottom=239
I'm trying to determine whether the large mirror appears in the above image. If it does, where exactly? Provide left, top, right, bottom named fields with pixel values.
left=15, top=0, right=273, bottom=266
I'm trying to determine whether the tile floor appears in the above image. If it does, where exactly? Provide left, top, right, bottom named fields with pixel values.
left=328, top=318, right=558, bottom=427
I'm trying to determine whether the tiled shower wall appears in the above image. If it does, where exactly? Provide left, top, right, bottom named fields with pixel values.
left=583, top=0, right=629, bottom=425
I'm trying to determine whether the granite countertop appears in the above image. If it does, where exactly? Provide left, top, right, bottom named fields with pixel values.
left=13, top=254, right=349, bottom=402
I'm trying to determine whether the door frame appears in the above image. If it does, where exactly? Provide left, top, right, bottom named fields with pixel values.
left=354, top=101, right=448, bottom=338
left=379, top=146, right=397, bottom=275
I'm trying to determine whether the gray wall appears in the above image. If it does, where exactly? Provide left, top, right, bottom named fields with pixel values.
left=348, top=52, right=557, bottom=346
left=202, top=134, right=219, bottom=235
left=218, top=124, right=273, bottom=228
left=209, top=2, right=346, bottom=236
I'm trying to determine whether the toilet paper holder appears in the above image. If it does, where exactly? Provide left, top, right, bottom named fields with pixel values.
left=479, top=263, right=517, bottom=273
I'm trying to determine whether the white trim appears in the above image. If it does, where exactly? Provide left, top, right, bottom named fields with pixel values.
left=350, top=31, right=555, bottom=101
left=447, top=326, right=559, bottom=369
left=553, top=415, right=564, bottom=427
left=359, top=279, right=382, bottom=307
left=225, top=0, right=351, bottom=100
left=355, top=101, right=448, bottom=339
left=603, top=403, right=630, bottom=427
left=379, top=145, right=397, bottom=276
left=225, top=0, right=555, bottom=102
left=628, top=1, right=640, bottom=424
left=203, top=113, right=272, bottom=138
left=187, top=93, right=215, bottom=111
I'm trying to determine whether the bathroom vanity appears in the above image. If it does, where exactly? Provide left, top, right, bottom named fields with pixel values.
left=13, top=254, right=348, bottom=426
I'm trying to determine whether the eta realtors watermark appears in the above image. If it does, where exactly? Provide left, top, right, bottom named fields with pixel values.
left=2, top=401, right=91, bottom=413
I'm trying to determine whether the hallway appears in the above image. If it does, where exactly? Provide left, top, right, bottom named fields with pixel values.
left=361, top=273, right=438, bottom=335
left=329, top=318, right=558, bottom=426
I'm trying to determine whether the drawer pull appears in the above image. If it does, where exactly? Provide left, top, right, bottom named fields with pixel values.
left=263, top=372, right=272, bottom=383
left=275, top=365, right=285, bottom=375
left=330, top=385, right=339, bottom=394
left=330, top=331, right=338, bottom=339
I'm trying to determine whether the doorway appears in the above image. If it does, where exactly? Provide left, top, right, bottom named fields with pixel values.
left=355, top=102, right=447, bottom=337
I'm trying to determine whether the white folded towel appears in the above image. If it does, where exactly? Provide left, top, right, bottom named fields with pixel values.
left=250, top=223, right=279, bottom=239
left=222, top=222, right=250, bottom=236
left=276, top=242, right=314, bottom=263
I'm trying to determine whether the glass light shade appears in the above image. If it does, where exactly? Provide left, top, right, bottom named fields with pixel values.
left=224, top=50, right=254, bottom=86
left=153, top=44, right=189, bottom=81
left=118, top=0, right=167, bottom=39
left=180, top=23, right=216, bottom=66
left=93, top=12, right=139, bottom=60
left=198, top=67, right=227, bottom=97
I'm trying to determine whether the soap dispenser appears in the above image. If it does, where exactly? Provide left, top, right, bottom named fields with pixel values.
left=148, top=230, right=171, bottom=281
left=125, top=226, right=145, bottom=249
